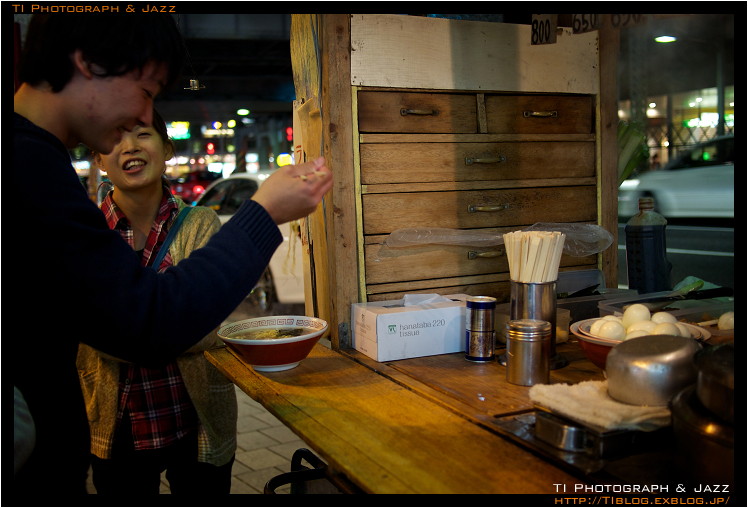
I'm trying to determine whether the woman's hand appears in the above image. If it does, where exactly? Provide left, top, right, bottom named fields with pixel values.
left=251, top=157, right=333, bottom=224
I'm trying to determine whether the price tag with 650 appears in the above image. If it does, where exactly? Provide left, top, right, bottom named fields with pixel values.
left=572, top=14, right=599, bottom=34
left=573, top=14, right=644, bottom=33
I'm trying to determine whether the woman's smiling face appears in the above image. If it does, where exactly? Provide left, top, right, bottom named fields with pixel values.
left=99, top=123, right=173, bottom=193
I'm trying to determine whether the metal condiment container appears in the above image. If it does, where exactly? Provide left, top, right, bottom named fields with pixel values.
left=510, top=280, right=567, bottom=369
left=505, top=319, right=551, bottom=386
left=465, top=296, right=496, bottom=362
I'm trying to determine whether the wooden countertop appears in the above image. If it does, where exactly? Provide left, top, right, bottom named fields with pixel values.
left=205, top=340, right=600, bottom=494
left=343, top=341, right=604, bottom=425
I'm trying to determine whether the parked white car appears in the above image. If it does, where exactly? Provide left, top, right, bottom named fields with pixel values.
left=618, top=135, right=734, bottom=219
left=195, top=172, right=306, bottom=307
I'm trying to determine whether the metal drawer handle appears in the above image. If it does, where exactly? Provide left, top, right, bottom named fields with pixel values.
left=465, top=156, right=506, bottom=165
left=467, top=204, right=509, bottom=213
left=523, top=110, right=558, bottom=118
left=400, top=108, right=438, bottom=116
left=468, top=249, right=504, bottom=259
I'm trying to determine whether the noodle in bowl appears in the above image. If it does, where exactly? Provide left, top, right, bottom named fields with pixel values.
left=218, top=315, right=328, bottom=372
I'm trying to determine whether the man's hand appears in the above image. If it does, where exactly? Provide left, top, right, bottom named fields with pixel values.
left=251, top=157, right=333, bottom=225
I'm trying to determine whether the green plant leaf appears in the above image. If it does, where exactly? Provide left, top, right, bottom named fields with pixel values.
left=617, top=121, right=649, bottom=187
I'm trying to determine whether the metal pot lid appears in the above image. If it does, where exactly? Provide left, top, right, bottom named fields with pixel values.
left=610, top=334, right=701, bottom=359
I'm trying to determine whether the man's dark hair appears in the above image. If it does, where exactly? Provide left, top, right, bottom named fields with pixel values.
left=91, top=108, right=173, bottom=165
left=20, top=13, right=186, bottom=93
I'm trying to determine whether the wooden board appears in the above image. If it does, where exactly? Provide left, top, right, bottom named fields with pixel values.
left=290, top=14, right=321, bottom=101
left=350, top=14, right=600, bottom=94
left=320, top=15, right=359, bottom=348
left=597, top=16, right=622, bottom=288
left=206, top=344, right=585, bottom=494
left=291, top=14, right=360, bottom=348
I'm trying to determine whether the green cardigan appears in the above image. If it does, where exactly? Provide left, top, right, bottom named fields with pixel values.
left=76, top=202, right=237, bottom=466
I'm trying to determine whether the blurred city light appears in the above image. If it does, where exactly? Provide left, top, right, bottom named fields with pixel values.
left=277, top=153, right=293, bottom=166
left=168, top=121, right=191, bottom=140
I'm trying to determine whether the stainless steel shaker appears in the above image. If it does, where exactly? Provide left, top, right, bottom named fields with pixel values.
left=505, top=319, right=551, bottom=386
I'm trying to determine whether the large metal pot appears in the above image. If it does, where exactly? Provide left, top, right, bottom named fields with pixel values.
left=671, top=385, right=734, bottom=487
left=695, top=343, right=734, bottom=423
left=605, top=335, right=701, bottom=406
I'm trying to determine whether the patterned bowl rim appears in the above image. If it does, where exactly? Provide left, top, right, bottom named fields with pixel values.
left=218, top=315, right=328, bottom=345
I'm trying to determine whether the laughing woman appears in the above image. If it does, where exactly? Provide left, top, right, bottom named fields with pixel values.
left=76, top=110, right=237, bottom=495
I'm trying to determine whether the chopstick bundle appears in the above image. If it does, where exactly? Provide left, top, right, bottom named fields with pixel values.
left=503, top=230, right=566, bottom=283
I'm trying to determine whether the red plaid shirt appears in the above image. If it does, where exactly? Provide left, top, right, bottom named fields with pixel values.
left=101, top=187, right=198, bottom=450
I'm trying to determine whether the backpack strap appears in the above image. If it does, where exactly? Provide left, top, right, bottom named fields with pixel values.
left=150, top=206, right=193, bottom=271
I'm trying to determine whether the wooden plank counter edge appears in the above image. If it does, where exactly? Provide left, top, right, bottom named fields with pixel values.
left=206, top=344, right=582, bottom=494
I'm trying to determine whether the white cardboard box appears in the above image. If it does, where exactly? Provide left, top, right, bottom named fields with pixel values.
left=351, top=294, right=468, bottom=362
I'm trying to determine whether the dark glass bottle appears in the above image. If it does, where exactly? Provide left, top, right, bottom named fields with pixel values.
left=625, top=197, right=672, bottom=293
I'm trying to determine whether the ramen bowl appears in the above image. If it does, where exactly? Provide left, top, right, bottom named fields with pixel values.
left=218, top=316, right=328, bottom=372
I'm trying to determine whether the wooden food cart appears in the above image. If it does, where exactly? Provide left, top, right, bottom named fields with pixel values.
left=209, top=14, right=631, bottom=495
left=291, top=14, right=620, bottom=350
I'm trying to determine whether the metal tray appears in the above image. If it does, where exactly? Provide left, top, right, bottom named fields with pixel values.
left=491, top=408, right=678, bottom=482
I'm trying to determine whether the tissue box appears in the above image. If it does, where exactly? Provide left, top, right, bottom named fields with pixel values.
left=352, top=294, right=468, bottom=362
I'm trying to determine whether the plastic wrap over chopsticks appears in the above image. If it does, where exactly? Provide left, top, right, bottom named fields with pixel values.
left=384, top=223, right=614, bottom=257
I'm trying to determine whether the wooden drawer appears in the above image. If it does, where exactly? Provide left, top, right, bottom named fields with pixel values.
left=360, top=141, right=595, bottom=184
left=365, top=241, right=596, bottom=284
left=358, top=91, right=477, bottom=133
left=365, top=260, right=598, bottom=302
left=361, top=186, right=597, bottom=234
left=485, top=95, right=593, bottom=134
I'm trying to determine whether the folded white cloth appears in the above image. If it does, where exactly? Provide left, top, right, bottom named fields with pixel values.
left=529, top=380, right=671, bottom=432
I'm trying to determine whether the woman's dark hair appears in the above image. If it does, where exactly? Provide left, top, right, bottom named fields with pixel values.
left=20, top=13, right=186, bottom=92
left=151, top=109, right=172, bottom=148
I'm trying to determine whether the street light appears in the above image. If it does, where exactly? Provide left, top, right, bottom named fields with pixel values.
left=651, top=33, right=726, bottom=137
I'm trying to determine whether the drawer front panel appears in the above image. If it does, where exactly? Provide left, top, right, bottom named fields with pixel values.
left=365, top=243, right=595, bottom=284
left=360, top=142, right=595, bottom=184
left=485, top=95, right=593, bottom=134
left=362, top=186, right=597, bottom=234
left=358, top=91, right=478, bottom=133
left=365, top=262, right=598, bottom=301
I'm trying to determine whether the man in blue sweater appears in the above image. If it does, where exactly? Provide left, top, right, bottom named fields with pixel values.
left=11, top=13, right=332, bottom=500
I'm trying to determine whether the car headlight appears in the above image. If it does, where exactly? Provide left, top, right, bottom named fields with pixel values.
left=619, top=179, right=640, bottom=191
